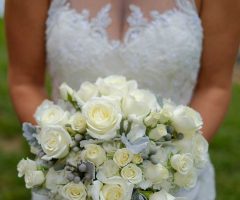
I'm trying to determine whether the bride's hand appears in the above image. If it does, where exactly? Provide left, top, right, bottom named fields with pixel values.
left=189, top=0, right=240, bottom=141
left=5, top=0, right=50, bottom=123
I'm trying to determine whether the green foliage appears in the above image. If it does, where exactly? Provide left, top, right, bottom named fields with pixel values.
left=0, top=18, right=240, bottom=199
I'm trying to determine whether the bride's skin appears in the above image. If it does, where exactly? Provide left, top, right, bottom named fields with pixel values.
left=5, top=0, right=240, bottom=141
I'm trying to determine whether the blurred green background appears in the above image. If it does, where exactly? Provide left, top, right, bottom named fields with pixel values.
left=0, top=17, right=240, bottom=199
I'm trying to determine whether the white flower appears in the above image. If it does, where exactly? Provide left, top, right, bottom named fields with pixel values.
left=144, top=111, right=161, bottom=127
left=34, top=100, right=69, bottom=126
left=170, top=153, right=193, bottom=175
left=90, top=177, right=133, bottom=200
left=172, top=106, right=203, bottom=135
left=122, top=89, right=159, bottom=121
left=97, top=160, right=119, bottom=179
left=38, top=126, right=72, bottom=160
left=132, top=154, right=143, bottom=164
left=174, top=170, right=197, bottom=189
left=24, top=170, right=45, bottom=189
left=102, top=141, right=121, bottom=154
left=82, top=144, right=106, bottom=167
left=61, top=182, right=87, bottom=200
left=66, top=152, right=82, bottom=167
left=113, top=148, right=133, bottom=167
left=150, top=190, right=176, bottom=200
left=82, top=97, right=122, bottom=140
left=17, top=158, right=37, bottom=177
left=149, top=124, right=168, bottom=141
left=143, top=161, right=169, bottom=184
left=96, top=75, right=137, bottom=98
left=151, top=146, right=175, bottom=165
left=126, top=123, right=146, bottom=143
left=74, top=82, right=99, bottom=106
left=69, top=112, right=87, bottom=133
left=46, top=168, right=68, bottom=193
left=158, top=99, right=176, bottom=123
left=121, top=164, right=142, bottom=184
left=59, top=83, right=74, bottom=101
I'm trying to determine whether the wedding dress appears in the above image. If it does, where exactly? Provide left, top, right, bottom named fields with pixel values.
left=33, top=0, right=216, bottom=199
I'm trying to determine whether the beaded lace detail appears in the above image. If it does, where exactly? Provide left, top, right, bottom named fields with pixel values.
left=46, top=0, right=203, bottom=105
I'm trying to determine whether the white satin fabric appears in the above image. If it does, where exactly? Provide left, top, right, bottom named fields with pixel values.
left=32, top=0, right=216, bottom=199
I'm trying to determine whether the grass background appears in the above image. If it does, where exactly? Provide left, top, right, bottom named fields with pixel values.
left=0, top=18, right=240, bottom=200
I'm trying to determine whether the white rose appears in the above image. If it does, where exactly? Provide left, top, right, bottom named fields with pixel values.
left=113, top=148, right=133, bottom=167
left=34, top=100, right=69, bottom=126
left=82, top=98, right=122, bottom=140
left=74, top=82, right=99, bottom=106
left=62, top=182, right=87, bottom=200
left=121, top=163, right=142, bottom=184
left=170, top=153, right=193, bottom=175
left=24, top=170, right=45, bottom=189
left=69, top=112, right=87, bottom=133
left=90, top=177, right=133, bottom=200
left=17, top=158, right=37, bottom=177
left=150, top=190, right=176, bottom=200
left=172, top=106, right=203, bottom=135
left=96, top=75, right=137, bottom=98
left=59, top=83, right=74, bottom=101
left=46, top=168, right=68, bottom=193
left=97, top=160, right=119, bottom=179
left=38, top=126, right=72, bottom=160
left=82, top=144, right=106, bottom=167
left=144, top=111, right=161, bottom=127
left=143, top=161, right=169, bottom=184
left=174, top=170, right=197, bottom=189
left=122, top=89, right=159, bottom=121
left=149, top=124, right=168, bottom=141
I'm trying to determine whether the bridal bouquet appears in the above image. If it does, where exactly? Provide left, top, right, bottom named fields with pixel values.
left=17, top=75, right=209, bottom=200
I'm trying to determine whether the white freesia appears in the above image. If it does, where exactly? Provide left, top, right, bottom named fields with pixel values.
left=150, top=190, right=176, bottom=200
left=96, top=75, right=137, bottom=98
left=149, top=124, right=168, bottom=141
left=158, top=99, right=176, bottom=123
left=74, top=82, right=99, bottom=106
left=132, top=154, right=143, bottom=164
left=102, top=141, right=121, bottom=154
left=82, top=144, right=106, bottom=167
left=69, top=112, right=87, bottom=133
left=38, top=126, right=72, bottom=160
left=174, top=170, right=197, bottom=189
left=113, top=148, right=133, bottom=167
left=46, top=168, right=68, bottom=193
left=82, top=98, right=122, bottom=140
left=61, top=182, right=87, bottom=200
left=34, top=100, right=69, bottom=126
left=144, top=111, right=161, bottom=127
left=143, top=161, right=169, bottom=184
left=24, top=170, right=45, bottom=189
left=170, top=153, right=193, bottom=175
left=151, top=146, right=175, bottom=165
left=172, top=106, right=203, bottom=135
left=90, top=177, right=133, bottom=200
left=97, top=160, right=119, bottom=179
left=59, top=82, right=74, bottom=101
left=122, top=89, right=159, bottom=121
left=121, top=164, right=142, bottom=184
left=17, top=158, right=37, bottom=177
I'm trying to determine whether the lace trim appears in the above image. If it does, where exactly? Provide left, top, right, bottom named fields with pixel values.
left=48, top=0, right=200, bottom=48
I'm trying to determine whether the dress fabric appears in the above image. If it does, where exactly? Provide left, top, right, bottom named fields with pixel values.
left=33, top=0, right=216, bottom=199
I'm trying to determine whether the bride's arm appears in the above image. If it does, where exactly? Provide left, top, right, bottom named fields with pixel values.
left=5, top=0, right=50, bottom=124
left=190, top=0, right=240, bottom=141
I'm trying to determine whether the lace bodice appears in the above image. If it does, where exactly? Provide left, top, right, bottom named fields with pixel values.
left=46, top=0, right=203, bottom=105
